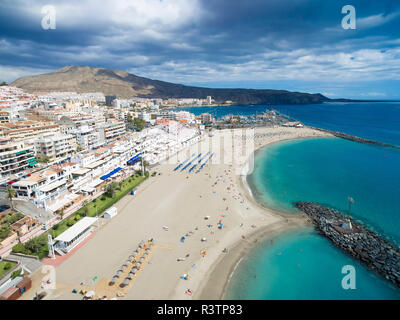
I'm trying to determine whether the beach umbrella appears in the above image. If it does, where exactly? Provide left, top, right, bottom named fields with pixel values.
left=85, top=291, right=95, bottom=298
left=145, top=249, right=151, bottom=254
left=116, top=270, right=122, bottom=276
left=121, top=265, right=127, bottom=271
left=139, top=257, right=145, bottom=262
left=135, top=262, right=141, bottom=267
left=201, top=237, right=207, bottom=242
left=127, top=273, right=134, bottom=280
left=131, top=268, right=138, bottom=273
left=142, top=253, right=148, bottom=258
left=125, top=260, right=131, bottom=265
left=111, top=276, right=119, bottom=283
left=129, top=255, right=135, bottom=260
left=121, top=279, right=129, bottom=287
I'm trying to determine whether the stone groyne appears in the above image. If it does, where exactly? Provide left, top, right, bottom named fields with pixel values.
left=296, top=202, right=400, bottom=289
left=307, top=126, right=400, bottom=150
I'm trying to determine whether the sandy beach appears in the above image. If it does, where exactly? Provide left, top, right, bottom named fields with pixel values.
left=24, top=126, right=332, bottom=300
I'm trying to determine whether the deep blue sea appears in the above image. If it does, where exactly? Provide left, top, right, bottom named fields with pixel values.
left=176, top=102, right=400, bottom=146
left=178, top=102, right=400, bottom=299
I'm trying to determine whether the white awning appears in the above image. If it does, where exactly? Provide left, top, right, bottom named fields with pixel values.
left=71, top=168, right=91, bottom=176
left=80, top=185, right=96, bottom=193
left=47, top=192, right=79, bottom=212
left=84, top=159, right=107, bottom=169
left=55, top=217, right=98, bottom=243
left=38, top=179, right=67, bottom=193
left=89, top=178, right=103, bottom=188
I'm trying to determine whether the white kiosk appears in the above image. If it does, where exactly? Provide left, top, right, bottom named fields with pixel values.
left=103, top=207, right=118, bottom=219
left=54, top=217, right=98, bottom=254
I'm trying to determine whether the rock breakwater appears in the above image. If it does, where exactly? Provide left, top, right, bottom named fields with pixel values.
left=296, top=201, right=400, bottom=288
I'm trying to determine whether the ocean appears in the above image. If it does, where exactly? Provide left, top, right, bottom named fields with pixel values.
left=177, top=102, right=400, bottom=299
left=176, top=102, right=400, bottom=146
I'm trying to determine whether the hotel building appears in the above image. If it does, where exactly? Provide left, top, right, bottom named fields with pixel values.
left=0, top=138, right=37, bottom=182
left=34, top=133, right=77, bottom=162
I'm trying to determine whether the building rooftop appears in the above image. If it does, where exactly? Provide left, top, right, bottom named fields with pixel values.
left=55, top=217, right=98, bottom=243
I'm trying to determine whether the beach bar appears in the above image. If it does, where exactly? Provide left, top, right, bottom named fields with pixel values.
left=54, top=217, right=98, bottom=254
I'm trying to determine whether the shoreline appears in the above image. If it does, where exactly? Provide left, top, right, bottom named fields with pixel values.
left=195, top=130, right=331, bottom=300
left=24, top=126, right=332, bottom=300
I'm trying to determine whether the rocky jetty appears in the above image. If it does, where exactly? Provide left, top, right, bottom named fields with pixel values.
left=308, top=126, right=400, bottom=150
left=296, top=202, right=400, bottom=288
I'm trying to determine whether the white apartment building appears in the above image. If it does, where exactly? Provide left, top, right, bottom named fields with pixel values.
left=12, top=167, right=69, bottom=209
left=0, top=138, right=37, bottom=182
left=34, top=133, right=77, bottom=162
left=99, top=119, right=126, bottom=144
left=0, top=111, right=11, bottom=123
left=71, top=125, right=103, bottom=150
left=139, top=113, right=152, bottom=122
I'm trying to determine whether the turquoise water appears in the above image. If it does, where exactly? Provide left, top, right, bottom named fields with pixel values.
left=227, top=137, right=400, bottom=299
left=226, top=228, right=400, bottom=300
left=249, top=138, right=400, bottom=244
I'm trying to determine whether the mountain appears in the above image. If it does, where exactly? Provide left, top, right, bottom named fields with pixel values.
left=11, top=66, right=330, bottom=105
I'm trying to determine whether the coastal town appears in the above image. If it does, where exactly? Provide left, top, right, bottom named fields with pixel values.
left=0, top=84, right=305, bottom=300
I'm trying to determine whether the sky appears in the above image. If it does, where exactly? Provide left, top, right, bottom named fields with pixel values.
left=1, top=0, right=400, bottom=99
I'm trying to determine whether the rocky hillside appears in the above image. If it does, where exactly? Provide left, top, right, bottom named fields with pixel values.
left=11, top=66, right=330, bottom=105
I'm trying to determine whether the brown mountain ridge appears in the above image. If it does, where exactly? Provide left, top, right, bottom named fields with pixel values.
left=11, top=65, right=330, bottom=105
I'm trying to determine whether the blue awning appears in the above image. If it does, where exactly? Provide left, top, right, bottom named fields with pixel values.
left=127, top=153, right=143, bottom=165
left=100, top=167, right=122, bottom=180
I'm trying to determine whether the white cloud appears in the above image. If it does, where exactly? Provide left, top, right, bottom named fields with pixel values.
left=357, top=12, right=400, bottom=29
left=0, top=65, right=52, bottom=82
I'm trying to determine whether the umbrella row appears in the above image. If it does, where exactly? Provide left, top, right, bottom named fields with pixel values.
left=109, top=241, right=154, bottom=287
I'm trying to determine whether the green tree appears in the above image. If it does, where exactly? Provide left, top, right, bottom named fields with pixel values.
left=25, top=237, right=41, bottom=253
left=57, top=209, right=65, bottom=220
left=6, top=187, right=16, bottom=210
left=142, top=160, right=149, bottom=176
left=4, top=262, right=13, bottom=270
left=0, top=81, right=7, bottom=86
left=37, top=156, right=50, bottom=163
left=106, top=182, right=118, bottom=198
left=133, top=118, right=146, bottom=131
left=0, top=226, right=11, bottom=241
left=82, top=200, right=89, bottom=217
left=11, top=269, right=21, bottom=279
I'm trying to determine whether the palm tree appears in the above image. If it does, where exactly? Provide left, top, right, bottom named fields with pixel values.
left=6, top=187, right=16, bottom=210
left=106, top=182, right=117, bottom=198
left=142, top=159, right=149, bottom=176
left=57, top=209, right=65, bottom=220
left=82, top=200, right=89, bottom=217
left=93, top=203, right=98, bottom=218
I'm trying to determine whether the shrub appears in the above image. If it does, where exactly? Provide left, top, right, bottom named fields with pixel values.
left=75, top=214, right=82, bottom=221
left=12, top=243, right=26, bottom=254
left=4, top=262, right=13, bottom=270
left=67, top=220, right=75, bottom=227
left=11, top=269, right=21, bottom=279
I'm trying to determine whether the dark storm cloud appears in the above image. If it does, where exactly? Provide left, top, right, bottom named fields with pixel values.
left=1, top=0, right=400, bottom=93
